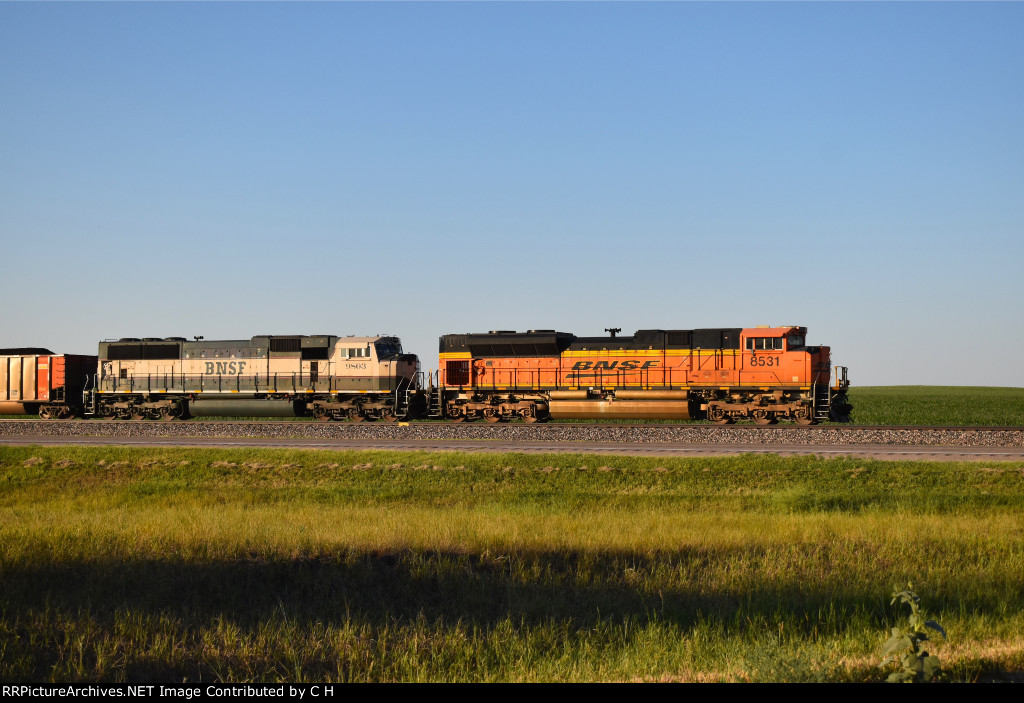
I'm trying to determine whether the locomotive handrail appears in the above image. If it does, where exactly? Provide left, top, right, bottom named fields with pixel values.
left=833, top=365, right=849, bottom=389
left=99, top=372, right=396, bottom=396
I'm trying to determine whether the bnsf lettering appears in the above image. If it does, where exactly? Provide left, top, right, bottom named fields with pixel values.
left=571, top=360, right=658, bottom=370
left=204, top=361, right=247, bottom=375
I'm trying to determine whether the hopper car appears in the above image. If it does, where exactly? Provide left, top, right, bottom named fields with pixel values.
left=1, top=348, right=96, bottom=418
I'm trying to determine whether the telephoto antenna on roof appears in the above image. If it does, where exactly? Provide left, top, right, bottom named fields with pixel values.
left=194, top=336, right=204, bottom=341
left=605, top=328, right=621, bottom=338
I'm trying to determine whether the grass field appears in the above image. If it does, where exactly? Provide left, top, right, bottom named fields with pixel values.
left=2, top=445, right=1023, bottom=682
left=847, top=386, right=1024, bottom=426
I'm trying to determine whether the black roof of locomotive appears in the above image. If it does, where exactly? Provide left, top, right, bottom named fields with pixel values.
left=98, top=334, right=342, bottom=360
left=440, top=331, right=574, bottom=357
left=439, top=328, right=744, bottom=356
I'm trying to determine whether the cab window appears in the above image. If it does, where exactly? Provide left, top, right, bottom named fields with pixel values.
left=745, top=337, right=783, bottom=351
left=374, top=341, right=403, bottom=358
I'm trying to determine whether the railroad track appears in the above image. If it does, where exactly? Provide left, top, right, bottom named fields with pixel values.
left=0, top=418, right=1022, bottom=433
left=3, top=419, right=1023, bottom=460
left=1, top=419, right=1022, bottom=444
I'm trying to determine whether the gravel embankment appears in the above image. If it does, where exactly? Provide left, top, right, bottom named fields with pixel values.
left=1, top=421, right=1022, bottom=447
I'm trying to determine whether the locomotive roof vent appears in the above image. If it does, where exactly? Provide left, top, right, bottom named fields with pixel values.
left=118, top=338, right=141, bottom=342
left=488, top=330, right=517, bottom=334
left=142, top=338, right=162, bottom=342
left=528, top=330, right=555, bottom=333
left=164, top=337, right=187, bottom=342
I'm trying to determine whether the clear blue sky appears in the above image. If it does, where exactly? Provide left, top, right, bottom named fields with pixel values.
left=2, top=2, right=1022, bottom=386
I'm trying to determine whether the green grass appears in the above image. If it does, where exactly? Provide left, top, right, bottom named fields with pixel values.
left=848, top=386, right=1024, bottom=426
left=2, top=445, right=1023, bottom=682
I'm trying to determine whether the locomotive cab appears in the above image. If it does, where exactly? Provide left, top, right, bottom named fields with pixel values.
left=735, top=326, right=849, bottom=423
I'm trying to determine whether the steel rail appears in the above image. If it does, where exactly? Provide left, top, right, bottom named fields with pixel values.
left=0, top=419, right=1022, bottom=432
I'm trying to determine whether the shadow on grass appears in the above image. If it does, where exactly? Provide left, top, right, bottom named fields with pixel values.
left=4, top=548, right=1020, bottom=681
left=6, top=547, right=1009, bottom=628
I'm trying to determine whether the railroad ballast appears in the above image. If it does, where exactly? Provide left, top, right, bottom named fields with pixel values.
left=0, top=325, right=851, bottom=424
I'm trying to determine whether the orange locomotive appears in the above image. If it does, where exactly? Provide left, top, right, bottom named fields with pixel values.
left=435, top=326, right=850, bottom=424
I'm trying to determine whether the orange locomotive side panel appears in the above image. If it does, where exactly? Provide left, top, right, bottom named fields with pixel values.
left=458, top=328, right=818, bottom=390
left=438, top=326, right=849, bottom=424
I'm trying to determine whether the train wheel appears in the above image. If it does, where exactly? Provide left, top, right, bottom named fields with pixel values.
left=381, top=410, right=399, bottom=422
left=130, top=410, right=146, bottom=421
left=708, top=406, right=732, bottom=425
left=38, top=407, right=53, bottom=420
left=158, top=407, right=177, bottom=422
left=752, top=409, right=772, bottom=425
left=483, top=408, right=501, bottom=423
left=521, top=413, right=538, bottom=424
left=794, top=407, right=815, bottom=426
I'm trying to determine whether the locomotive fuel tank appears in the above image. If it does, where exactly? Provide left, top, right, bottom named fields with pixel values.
left=548, top=389, right=692, bottom=419
left=185, top=399, right=305, bottom=417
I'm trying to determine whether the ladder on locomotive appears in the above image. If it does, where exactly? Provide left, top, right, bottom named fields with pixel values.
left=425, top=371, right=444, bottom=418
left=393, top=378, right=411, bottom=418
left=812, top=366, right=849, bottom=422
left=812, top=382, right=831, bottom=422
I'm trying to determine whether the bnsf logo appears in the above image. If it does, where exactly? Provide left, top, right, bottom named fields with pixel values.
left=205, top=361, right=247, bottom=375
left=571, top=360, right=658, bottom=371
